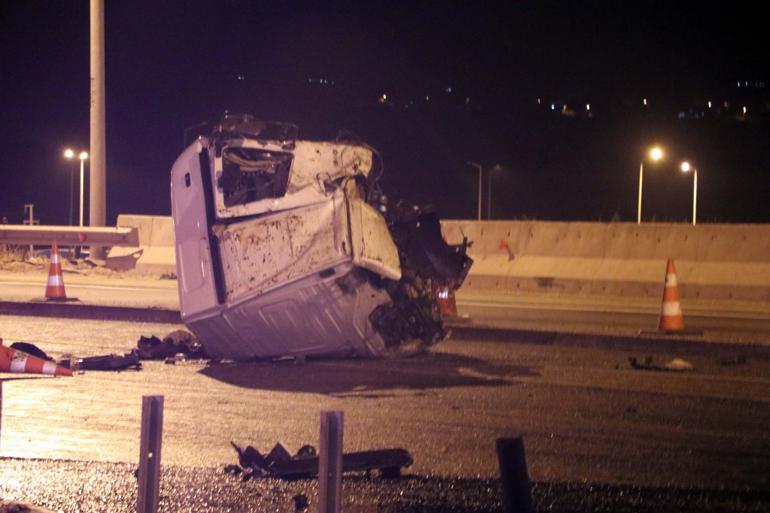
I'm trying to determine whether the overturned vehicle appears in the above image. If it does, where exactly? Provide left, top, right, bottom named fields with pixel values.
left=170, top=114, right=471, bottom=360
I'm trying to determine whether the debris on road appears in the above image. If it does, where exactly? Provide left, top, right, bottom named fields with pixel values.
left=228, top=441, right=413, bottom=480
left=136, top=330, right=208, bottom=360
left=74, top=351, right=141, bottom=372
left=717, top=354, right=747, bottom=366
left=628, top=355, right=694, bottom=372
left=8, top=341, right=52, bottom=362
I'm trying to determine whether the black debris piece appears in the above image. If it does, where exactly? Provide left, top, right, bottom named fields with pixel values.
left=136, top=330, right=208, bottom=360
left=227, top=441, right=413, bottom=480
left=75, top=352, right=142, bottom=372
left=9, top=342, right=52, bottom=361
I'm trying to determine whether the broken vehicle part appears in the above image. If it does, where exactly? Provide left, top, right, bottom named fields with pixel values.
left=229, top=441, right=413, bottom=480
left=74, top=352, right=141, bottom=371
left=136, top=330, right=207, bottom=360
left=628, top=355, right=694, bottom=372
left=170, top=113, right=471, bottom=360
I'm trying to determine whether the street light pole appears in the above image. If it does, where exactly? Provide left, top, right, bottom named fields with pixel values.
left=637, top=161, right=644, bottom=224
left=680, top=161, right=698, bottom=226
left=79, top=152, right=89, bottom=227
left=64, top=149, right=76, bottom=225
left=637, top=146, right=664, bottom=224
left=467, top=161, right=483, bottom=220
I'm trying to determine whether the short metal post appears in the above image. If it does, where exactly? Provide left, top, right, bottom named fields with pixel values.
left=318, top=411, right=344, bottom=513
left=137, top=395, right=164, bottom=513
left=496, top=437, right=534, bottom=513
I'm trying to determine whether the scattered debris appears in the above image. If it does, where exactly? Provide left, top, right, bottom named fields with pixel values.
left=8, top=341, right=52, bottom=361
left=227, top=441, right=412, bottom=480
left=136, top=330, right=207, bottom=360
left=717, top=355, right=747, bottom=366
left=629, top=355, right=694, bottom=372
left=75, top=352, right=141, bottom=372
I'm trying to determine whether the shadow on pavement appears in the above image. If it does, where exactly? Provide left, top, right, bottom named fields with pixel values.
left=199, top=351, right=539, bottom=395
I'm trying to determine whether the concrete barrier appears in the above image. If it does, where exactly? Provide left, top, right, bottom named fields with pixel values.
left=106, top=215, right=176, bottom=275
left=441, top=221, right=770, bottom=302
left=104, top=215, right=770, bottom=303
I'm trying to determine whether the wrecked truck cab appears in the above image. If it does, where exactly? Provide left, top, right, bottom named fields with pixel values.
left=170, top=114, right=470, bottom=360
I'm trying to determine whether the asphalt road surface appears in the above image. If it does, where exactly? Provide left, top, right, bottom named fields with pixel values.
left=1, top=314, right=768, bottom=507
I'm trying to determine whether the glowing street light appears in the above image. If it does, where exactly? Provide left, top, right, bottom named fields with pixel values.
left=637, top=146, right=664, bottom=224
left=680, top=161, right=698, bottom=225
left=64, top=149, right=88, bottom=227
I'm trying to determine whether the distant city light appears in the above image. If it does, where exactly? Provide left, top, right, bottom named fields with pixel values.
left=378, top=93, right=388, bottom=103
left=642, top=98, right=648, bottom=106
left=742, top=106, right=748, bottom=115
left=550, top=103, right=556, bottom=111
left=537, top=97, right=542, bottom=105
left=237, top=75, right=245, bottom=81
left=707, top=100, right=712, bottom=109
left=444, top=86, right=452, bottom=94
left=425, top=95, right=430, bottom=101
left=586, top=103, right=591, bottom=111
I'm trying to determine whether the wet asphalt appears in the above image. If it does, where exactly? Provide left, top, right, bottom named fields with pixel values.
left=1, top=314, right=769, bottom=512
left=2, top=458, right=770, bottom=513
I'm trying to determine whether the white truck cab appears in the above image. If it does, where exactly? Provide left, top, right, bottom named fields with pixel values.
left=170, top=114, right=470, bottom=360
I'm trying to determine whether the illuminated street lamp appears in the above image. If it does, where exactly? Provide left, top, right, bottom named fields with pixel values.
left=64, top=149, right=88, bottom=227
left=63, top=149, right=76, bottom=225
left=467, top=161, right=483, bottom=220
left=680, top=161, right=698, bottom=225
left=637, top=146, right=664, bottom=224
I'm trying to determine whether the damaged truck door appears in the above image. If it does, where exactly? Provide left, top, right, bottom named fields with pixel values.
left=170, top=114, right=472, bottom=360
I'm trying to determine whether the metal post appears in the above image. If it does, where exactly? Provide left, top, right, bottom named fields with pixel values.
left=637, top=161, right=644, bottom=224
left=318, top=411, right=344, bottom=513
left=90, top=0, right=107, bottom=258
left=137, top=395, right=164, bottom=513
left=692, top=170, right=698, bottom=226
left=69, top=163, right=75, bottom=226
left=496, top=437, right=534, bottom=513
left=79, top=158, right=85, bottom=227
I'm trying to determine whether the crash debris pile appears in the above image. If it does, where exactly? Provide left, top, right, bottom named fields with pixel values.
left=171, top=113, right=472, bottom=360
left=227, top=441, right=413, bottom=481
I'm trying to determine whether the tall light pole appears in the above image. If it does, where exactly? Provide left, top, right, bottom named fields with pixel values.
left=680, top=161, right=698, bottom=225
left=637, top=146, right=664, bottom=224
left=78, top=151, right=89, bottom=227
left=63, top=149, right=77, bottom=225
left=467, top=161, right=483, bottom=220
left=90, top=0, right=107, bottom=256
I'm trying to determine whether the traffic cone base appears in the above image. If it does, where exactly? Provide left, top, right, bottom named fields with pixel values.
left=658, top=258, right=685, bottom=332
left=1, top=340, right=73, bottom=377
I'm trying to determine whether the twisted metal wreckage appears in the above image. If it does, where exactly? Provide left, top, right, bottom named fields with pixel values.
left=170, top=114, right=472, bottom=360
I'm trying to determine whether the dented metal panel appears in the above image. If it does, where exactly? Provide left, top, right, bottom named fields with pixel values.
left=348, top=197, right=401, bottom=281
left=216, top=194, right=350, bottom=302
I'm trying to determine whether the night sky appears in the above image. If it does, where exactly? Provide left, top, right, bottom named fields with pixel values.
left=1, top=1, right=768, bottom=225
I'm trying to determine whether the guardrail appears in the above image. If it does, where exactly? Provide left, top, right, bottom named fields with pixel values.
left=0, top=225, right=139, bottom=246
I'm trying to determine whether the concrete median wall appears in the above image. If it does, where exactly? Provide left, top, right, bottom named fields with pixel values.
left=106, top=214, right=176, bottom=275
left=440, top=221, right=770, bottom=302
left=103, top=214, right=770, bottom=303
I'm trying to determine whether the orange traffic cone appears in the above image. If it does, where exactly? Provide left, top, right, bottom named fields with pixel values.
left=658, top=258, right=685, bottom=332
left=45, top=241, right=67, bottom=301
left=0, top=339, right=73, bottom=376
